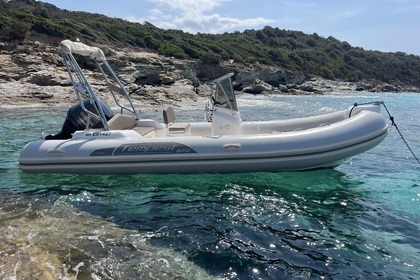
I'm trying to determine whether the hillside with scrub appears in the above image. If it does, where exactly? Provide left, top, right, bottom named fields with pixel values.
left=1, top=0, right=420, bottom=93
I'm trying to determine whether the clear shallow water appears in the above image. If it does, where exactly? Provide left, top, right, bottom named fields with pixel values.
left=0, top=93, right=419, bottom=279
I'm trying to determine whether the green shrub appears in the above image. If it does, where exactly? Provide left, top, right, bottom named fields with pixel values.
left=158, top=43, right=186, bottom=58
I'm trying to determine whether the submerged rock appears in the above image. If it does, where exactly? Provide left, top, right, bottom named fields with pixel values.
left=0, top=196, right=216, bottom=280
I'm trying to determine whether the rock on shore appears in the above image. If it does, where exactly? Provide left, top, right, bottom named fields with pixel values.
left=0, top=40, right=418, bottom=106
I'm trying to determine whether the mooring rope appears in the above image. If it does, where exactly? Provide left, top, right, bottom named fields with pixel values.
left=352, top=101, right=420, bottom=165
left=381, top=102, right=420, bottom=165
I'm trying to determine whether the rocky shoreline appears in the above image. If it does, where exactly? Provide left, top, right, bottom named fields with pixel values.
left=1, top=40, right=418, bottom=107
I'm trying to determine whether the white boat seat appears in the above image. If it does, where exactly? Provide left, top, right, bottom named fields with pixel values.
left=132, top=126, right=156, bottom=136
left=108, top=113, right=137, bottom=130
left=163, top=106, right=190, bottom=133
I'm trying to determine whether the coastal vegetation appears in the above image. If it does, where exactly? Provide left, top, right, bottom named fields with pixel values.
left=1, top=0, right=420, bottom=88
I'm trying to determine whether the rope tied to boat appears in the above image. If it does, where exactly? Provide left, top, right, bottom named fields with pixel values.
left=352, top=101, right=420, bottom=165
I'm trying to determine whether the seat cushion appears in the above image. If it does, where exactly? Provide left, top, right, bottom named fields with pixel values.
left=168, top=123, right=190, bottom=132
left=108, top=114, right=137, bottom=130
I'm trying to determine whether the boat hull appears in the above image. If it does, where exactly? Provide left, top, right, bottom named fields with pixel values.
left=19, top=110, right=388, bottom=174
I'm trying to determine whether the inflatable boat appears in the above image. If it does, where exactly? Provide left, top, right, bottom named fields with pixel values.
left=19, top=40, right=388, bottom=174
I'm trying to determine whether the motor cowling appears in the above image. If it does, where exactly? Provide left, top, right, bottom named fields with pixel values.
left=45, top=99, right=114, bottom=140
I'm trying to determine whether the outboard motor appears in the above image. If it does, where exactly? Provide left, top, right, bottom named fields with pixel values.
left=45, top=99, right=114, bottom=140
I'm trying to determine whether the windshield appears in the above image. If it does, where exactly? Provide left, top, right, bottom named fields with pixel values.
left=212, top=73, right=238, bottom=111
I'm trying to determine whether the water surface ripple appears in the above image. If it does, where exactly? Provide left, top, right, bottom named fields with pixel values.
left=1, top=93, right=419, bottom=279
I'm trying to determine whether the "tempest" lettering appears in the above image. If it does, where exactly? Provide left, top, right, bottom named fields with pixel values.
left=120, top=144, right=177, bottom=153
left=112, top=142, right=197, bottom=155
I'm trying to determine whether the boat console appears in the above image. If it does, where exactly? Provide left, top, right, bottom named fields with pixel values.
left=206, top=73, right=243, bottom=135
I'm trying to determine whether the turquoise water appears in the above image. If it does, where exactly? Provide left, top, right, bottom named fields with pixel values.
left=1, top=93, right=419, bottom=279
